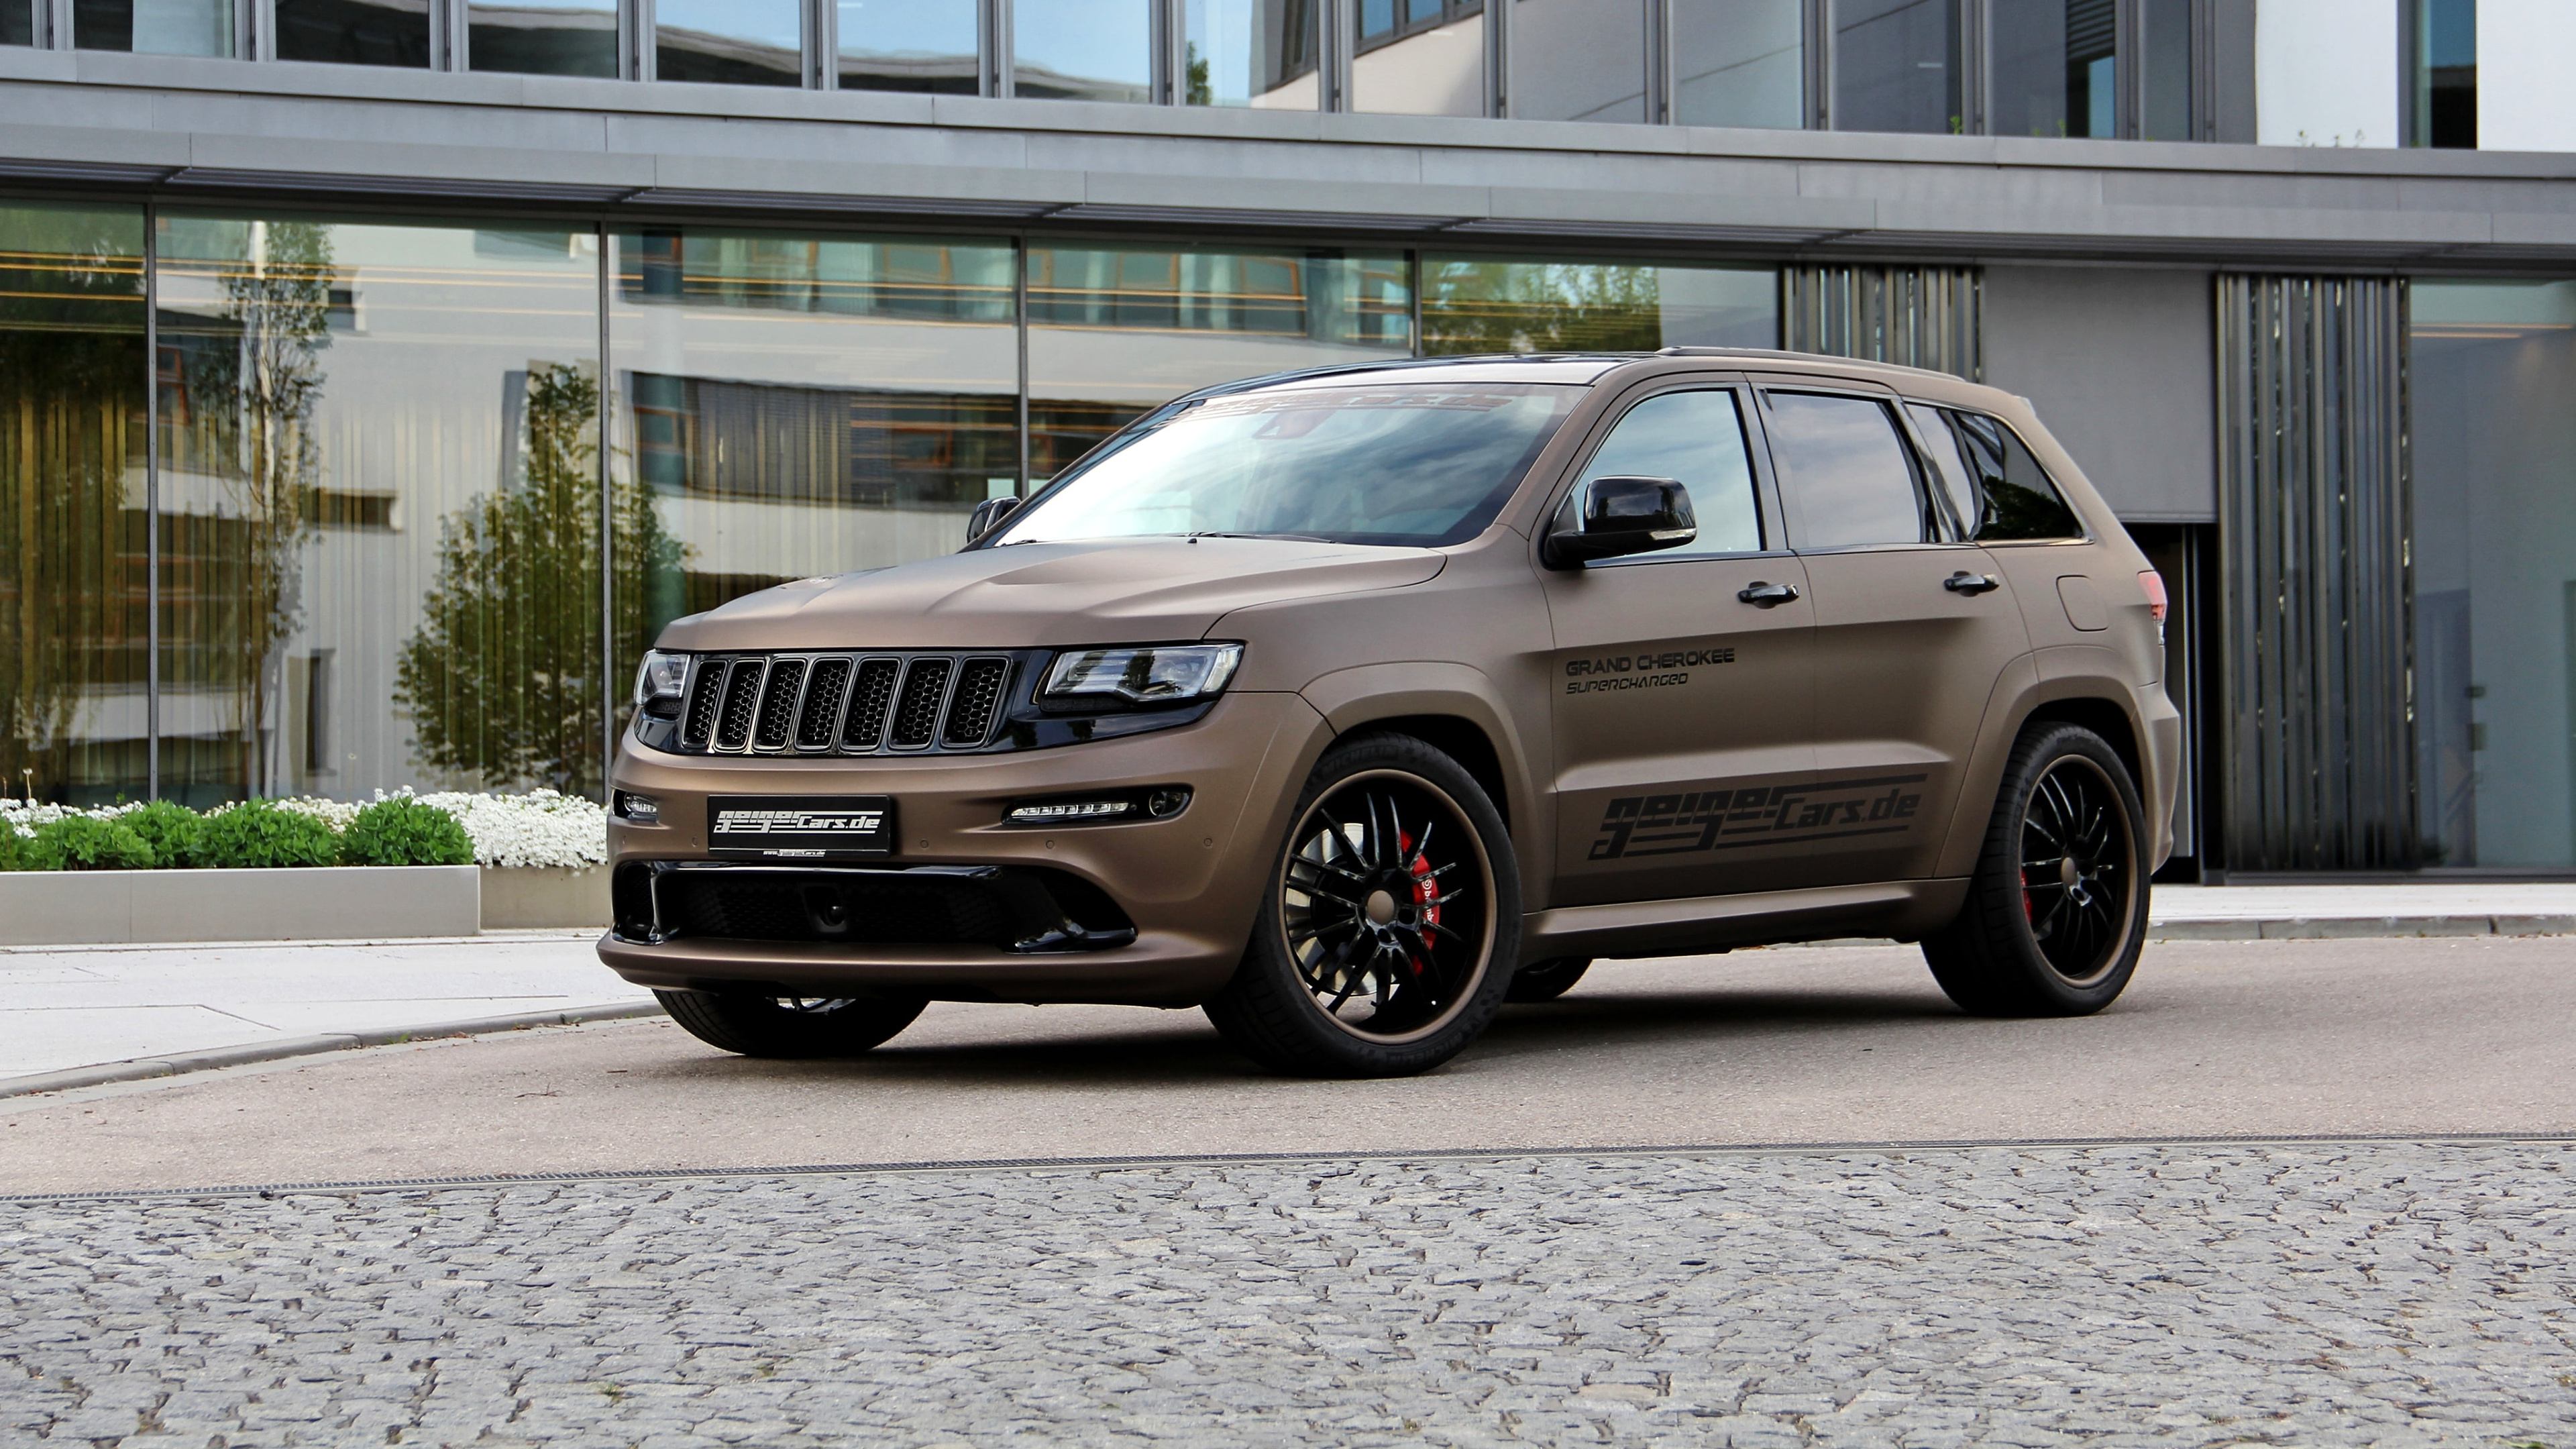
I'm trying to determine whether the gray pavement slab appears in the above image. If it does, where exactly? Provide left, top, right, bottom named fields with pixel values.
left=5, top=935, right=2574, bottom=1196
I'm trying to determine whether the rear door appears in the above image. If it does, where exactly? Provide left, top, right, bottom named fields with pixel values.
left=1753, top=382, right=2032, bottom=886
left=1540, top=380, right=1818, bottom=906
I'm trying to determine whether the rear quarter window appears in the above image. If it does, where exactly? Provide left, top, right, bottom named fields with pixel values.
left=1926, top=407, right=2084, bottom=542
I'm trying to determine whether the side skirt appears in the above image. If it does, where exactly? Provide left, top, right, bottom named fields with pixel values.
left=1523, top=879, right=1971, bottom=959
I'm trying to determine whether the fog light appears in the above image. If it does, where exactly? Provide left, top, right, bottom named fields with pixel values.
left=614, top=791, right=660, bottom=824
left=1144, top=788, right=1191, bottom=818
left=1008, top=798, right=1134, bottom=825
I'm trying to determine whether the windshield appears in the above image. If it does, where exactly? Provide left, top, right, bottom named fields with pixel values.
left=992, top=382, right=1582, bottom=548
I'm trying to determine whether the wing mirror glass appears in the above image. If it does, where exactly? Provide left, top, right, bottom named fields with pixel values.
left=1543, top=475, right=1697, bottom=568
left=966, top=494, right=1021, bottom=544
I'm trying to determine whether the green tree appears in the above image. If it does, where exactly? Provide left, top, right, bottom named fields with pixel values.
left=395, top=364, right=682, bottom=796
left=1422, top=262, right=1667, bottom=355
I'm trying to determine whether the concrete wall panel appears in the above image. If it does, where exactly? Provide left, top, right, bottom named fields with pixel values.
left=1980, top=266, right=2216, bottom=523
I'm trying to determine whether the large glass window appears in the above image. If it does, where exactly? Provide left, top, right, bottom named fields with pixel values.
left=4, top=3, right=36, bottom=44
left=1184, top=0, right=1320, bottom=109
left=74, top=0, right=234, bottom=55
left=1510, top=0, right=1646, bottom=124
left=658, top=0, right=800, bottom=87
left=838, top=0, right=977, bottom=93
left=0, top=203, right=149, bottom=807
left=1026, top=245, right=1412, bottom=479
left=1014, top=0, right=1152, bottom=103
left=153, top=214, right=604, bottom=804
left=1672, top=0, right=1805, bottom=129
left=1352, top=0, right=1485, bottom=117
left=2140, top=0, right=2192, bottom=140
left=275, top=0, right=430, bottom=67
left=2408, top=280, right=2576, bottom=868
left=2407, top=0, right=2476, bottom=149
left=1832, top=0, right=1958, bottom=135
left=468, top=0, right=616, bottom=77
left=608, top=229, right=1020, bottom=681
left=1989, top=0, right=2116, bottom=139
left=1577, top=390, right=1764, bottom=558
left=1420, top=256, right=1775, bottom=354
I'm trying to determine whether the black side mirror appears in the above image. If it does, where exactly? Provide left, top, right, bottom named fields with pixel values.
left=966, top=494, right=1021, bottom=545
left=1542, top=476, right=1697, bottom=568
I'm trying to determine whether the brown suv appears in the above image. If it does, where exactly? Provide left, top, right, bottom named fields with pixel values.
left=600, top=350, right=2178, bottom=1077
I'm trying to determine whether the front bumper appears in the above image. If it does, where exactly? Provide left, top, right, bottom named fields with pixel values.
left=596, top=690, right=1328, bottom=1006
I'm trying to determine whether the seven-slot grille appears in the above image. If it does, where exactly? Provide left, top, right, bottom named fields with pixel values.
left=676, top=653, right=1013, bottom=756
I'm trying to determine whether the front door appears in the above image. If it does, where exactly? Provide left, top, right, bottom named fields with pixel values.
left=1540, top=383, right=1819, bottom=906
left=1755, top=383, right=2033, bottom=886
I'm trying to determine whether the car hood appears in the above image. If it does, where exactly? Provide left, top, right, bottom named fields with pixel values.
left=657, top=537, right=1448, bottom=652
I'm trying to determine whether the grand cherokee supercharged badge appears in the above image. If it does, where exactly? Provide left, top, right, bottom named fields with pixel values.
left=708, top=795, right=898, bottom=858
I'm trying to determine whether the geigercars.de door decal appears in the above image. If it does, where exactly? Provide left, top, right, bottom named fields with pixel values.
left=1587, top=773, right=1930, bottom=861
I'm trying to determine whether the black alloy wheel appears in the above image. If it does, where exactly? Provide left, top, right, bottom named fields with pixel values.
left=657, top=989, right=928, bottom=1059
left=1205, top=734, right=1521, bottom=1077
left=1922, top=722, right=2149, bottom=1017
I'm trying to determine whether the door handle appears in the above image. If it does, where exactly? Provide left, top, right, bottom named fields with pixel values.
left=1943, top=571, right=2001, bottom=596
left=1737, top=581, right=1801, bottom=607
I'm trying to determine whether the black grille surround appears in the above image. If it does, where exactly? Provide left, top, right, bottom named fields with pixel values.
left=614, top=861, right=1139, bottom=953
left=637, top=646, right=1224, bottom=759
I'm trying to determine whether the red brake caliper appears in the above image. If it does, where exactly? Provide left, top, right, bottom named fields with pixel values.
left=1402, top=829, right=1440, bottom=975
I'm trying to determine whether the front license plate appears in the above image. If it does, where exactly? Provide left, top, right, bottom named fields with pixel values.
left=708, top=795, right=897, bottom=859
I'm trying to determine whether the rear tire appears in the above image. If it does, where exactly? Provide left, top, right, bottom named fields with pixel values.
left=1922, top=722, right=2149, bottom=1017
left=1505, top=957, right=1592, bottom=1004
left=1203, top=733, right=1521, bottom=1078
left=656, top=990, right=927, bottom=1059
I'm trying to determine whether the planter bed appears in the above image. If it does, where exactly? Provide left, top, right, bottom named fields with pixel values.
left=481, top=865, right=610, bottom=930
left=0, top=865, right=480, bottom=947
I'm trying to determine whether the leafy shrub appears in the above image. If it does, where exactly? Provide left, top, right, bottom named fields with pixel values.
left=339, top=798, right=474, bottom=867
left=119, top=800, right=207, bottom=869
left=195, top=800, right=340, bottom=869
left=24, top=815, right=156, bottom=871
left=0, top=825, right=23, bottom=871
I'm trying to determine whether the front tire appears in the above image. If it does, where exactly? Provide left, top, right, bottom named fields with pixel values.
left=656, top=990, right=927, bottom=1059
left=1921, top=722, right=2149, bottom=1017
left=1203, top=733, right=1521, bottom=1078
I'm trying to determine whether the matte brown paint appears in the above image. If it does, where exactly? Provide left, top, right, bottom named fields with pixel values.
left=602, top=352, right=2174, bottom=1006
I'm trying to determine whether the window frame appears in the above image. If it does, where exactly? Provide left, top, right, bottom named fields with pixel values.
left=1750, top=380, right=1949, bottom=555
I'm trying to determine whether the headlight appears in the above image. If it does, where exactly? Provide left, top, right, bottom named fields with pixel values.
left=1040, top=643, right=1242, bottom=707
left=633, top=650, right=689, bottom=717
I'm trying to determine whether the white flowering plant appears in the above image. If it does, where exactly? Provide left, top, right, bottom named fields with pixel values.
left=0, top=788, right=607, bottom=870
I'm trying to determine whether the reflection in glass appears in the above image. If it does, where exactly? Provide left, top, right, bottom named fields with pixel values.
left=1352, top=0, right=1483, bottom=117
left=4, top=3, right=35, bottom=45
left=659, top=0, right=800, bottom=87
left=1421, top=257, right=1776, bottom=354
left=276, top=0, right=430, bottom=68
left=1832, top=0, right=1957, bottom=135
left=1672, top=0, right=1804, bottom=129
left=154, top=215, right=606, bottom=802
left=609, top=230, right=1020, bottom=680
left=1582, top=391, right=1764, bottom=557
left=2141, top=0, right=2192, bottom=140
left=1510, top=0, right=1644, bottom=123
left=1014, top=0, right=1152, bottom=103
left=74, top=0, right=234, bottom=55
left=0, top=204, right=148, bottom=806
left=1184, top=0, right=1320, bottom=109
left=1762, top=392, right=1923, bottom=549
left=2408, top=0, right=2476, bottom=149
left=468, top=1, right=616, bottom=77
left=2408, top=280, right=2576, bottom=867
left=1025, top=246, right=1413, bottom=480
left=1989, top=0, right=2115, bottom=139
left=839, top=0, right=976, bottom=93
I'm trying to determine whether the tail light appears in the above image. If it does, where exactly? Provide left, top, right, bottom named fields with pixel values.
left=2138, top=570, right=2168, bottom=623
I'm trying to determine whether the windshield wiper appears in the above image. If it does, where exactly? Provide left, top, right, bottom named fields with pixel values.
left=1181, top=531, right=1330, bottom=543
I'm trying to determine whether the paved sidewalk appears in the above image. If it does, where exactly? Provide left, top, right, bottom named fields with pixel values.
left=0, top=932, right=648, bottom=1083
left=2, top=883, right=2569, bottom=1093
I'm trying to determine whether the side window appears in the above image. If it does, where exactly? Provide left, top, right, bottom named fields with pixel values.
left=1760, top=390, right=1927, bottom=551
left=1904, top=402, right=1979, bottom=539
left=1574, top=388, right=1764, bottom=560
left=1947, top=411, right=2083, bottom=541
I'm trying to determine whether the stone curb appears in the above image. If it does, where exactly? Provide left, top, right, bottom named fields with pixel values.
left=0, top=1001, right=665, bottom=1102
left=2145, top=914, right=2576, bottom=941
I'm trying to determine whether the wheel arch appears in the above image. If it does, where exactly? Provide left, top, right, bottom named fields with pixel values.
left=1297, top=663, right=1542, bottom=882
left=1939, top=653, right=2166, bottom=879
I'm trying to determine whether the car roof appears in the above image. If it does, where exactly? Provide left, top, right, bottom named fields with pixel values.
left=1186, top=349, right=1996, bottom=402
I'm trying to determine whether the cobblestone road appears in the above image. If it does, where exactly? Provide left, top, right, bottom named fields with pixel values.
left=5, top=1140, right=2573, bottom=1448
